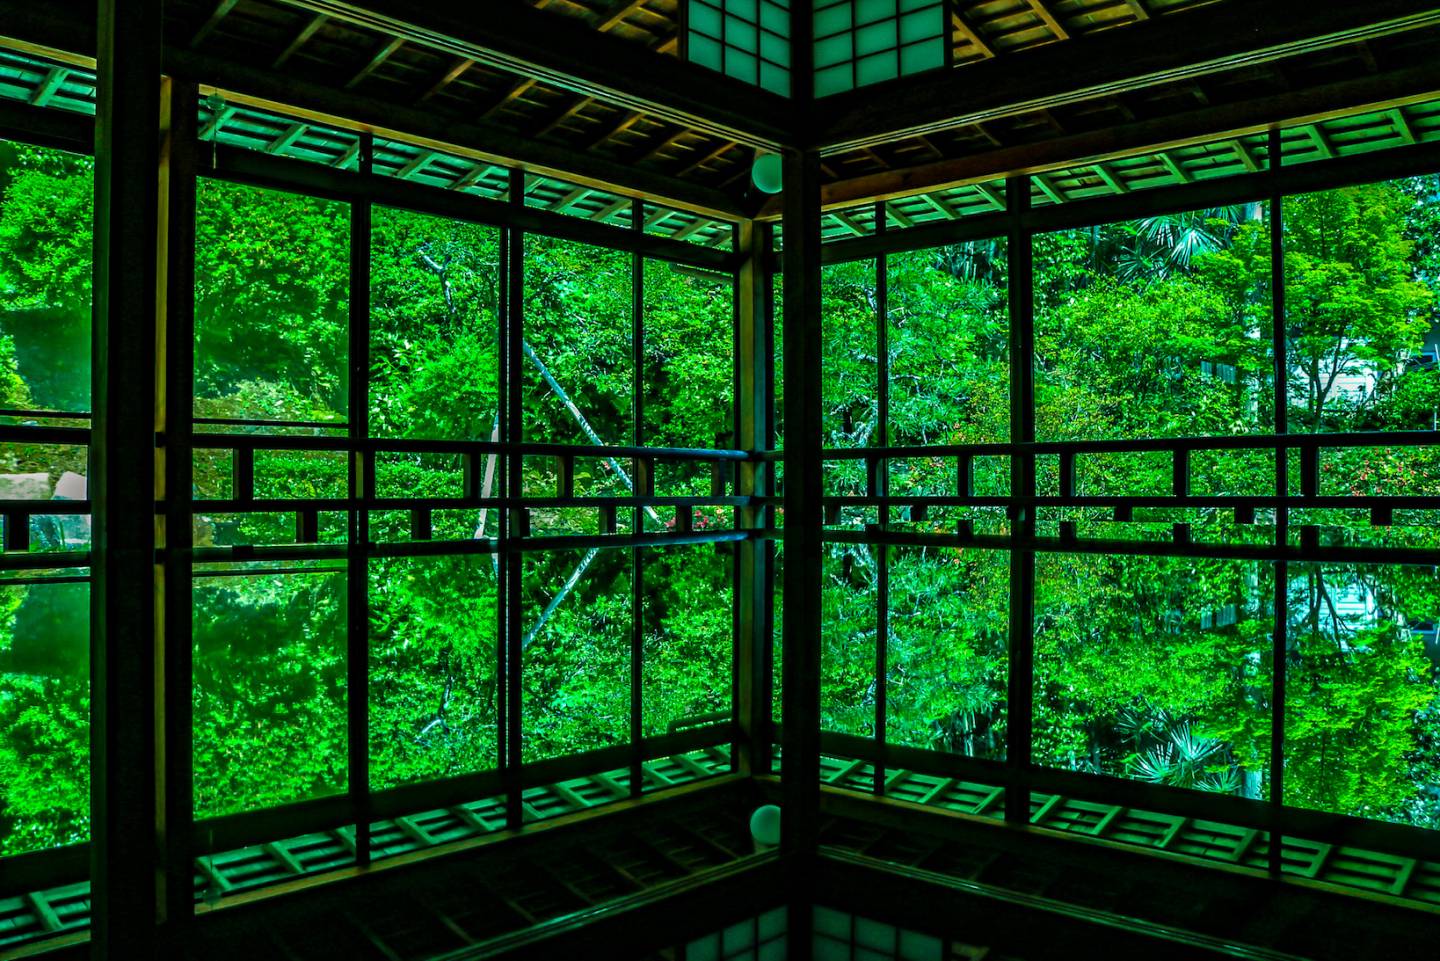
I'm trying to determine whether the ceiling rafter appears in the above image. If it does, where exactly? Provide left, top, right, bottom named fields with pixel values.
left=884, top=204, right=915, bottom=229
left=419, top=57, right=474, bottom=103
left=635, top=125, right=690, bottom=164
left=345, top=36, right=405, bottom=89
left=950, top=9, right=996, bottom=58
left=586, top=109, right=644, bottom=148
left=828, top=210, right=868, bottom=237
left=919, top=192, right=961, bottom=219
left=816, top=0, right=1440, bottom=153
left=1231, top=138, right=1259, bottom=171
left=589, top=197, right=632, bottom=222
left=1307, top=124, right=1336, bottom=159
left=274, top=14, right=328, bottom=68
left=1091, top=161, right=1129, bottom=193
left=450, top=162, right=493, bottom=190
left=1124, top=0, right=1151, bottom=22
left=1032, top=172, right=1067, bottom=203
left=670, top=216, right=716, bottom=242
left=534, top=95, right=596, bottom=139
left=29, top=65, right=70, bottom=107
left=1156, top=150, right=1192, bottom=182
left=482, top=78, right=539, bottom=119
left=265, top=121, right=310, bottom=154
left=1390, top=106, right=1417, bottom=143
left=1024, top=0, right=1070, bottom=41
left=191, top=0, right=241, bottom=48
left=594, top=0, right=648, bottom=33
left=971, top=181, right=1005, bottom=209
left=675, top=139, right=739, bottom=179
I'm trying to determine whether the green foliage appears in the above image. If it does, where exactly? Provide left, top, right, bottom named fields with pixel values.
left=2, top=137, right=1440, bottom=863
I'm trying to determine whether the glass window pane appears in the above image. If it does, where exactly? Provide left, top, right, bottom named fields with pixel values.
left=643, top=261, right=733, bottom=496
left=643, top=545, right=732, bottom=737
left=1284, top=562, right=1439, bottom=825
left=886, top=547, right=1007, bottom=759
left=823, top=259, right=877, bottom=498
left=1035, top=203, right=1273, bottom=444
left=371, top=206, right=500, bottom=441
left=522, top=549, right=632, bottom=761
left=823, top=545, right=877, bottom=737
left=0, top=140, right=93, bottom=414
left=522, top=236, right=633, bottom=454
left=1034, top=554, right=1273, bottom=799
left=0, top=579, right=89, bottom=856
left=886, top=242, right=1009, bottom=512
left=369, top=556, right=498, bottom=790
left=193, top=568, right=348, bottom=818
left=194, top=179, right=350, bottom=427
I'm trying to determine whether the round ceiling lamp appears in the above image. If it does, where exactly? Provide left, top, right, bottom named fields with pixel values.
left=751, top=152, right=783, bottom=194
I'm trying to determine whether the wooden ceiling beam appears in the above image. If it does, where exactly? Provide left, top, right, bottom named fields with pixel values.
left=768, top=56, right=1440, bottom=217
left=1307, top=125, right=1336, bottom=159
left=345, top=36, right=405, bottom=89
left=1032, top=173, right=1067, bottom=204
left=828, top=211, right=868, bottom=237
left=635, top=126, right=689, bottom=164
left=1025, top=0, right=1069, bottom=41
left=1092, top=161, right=1129, bottom=193
left=585, top=109, right=643, bottom=148
left=1123, top=0, right=1150, bottom=22
left=265, top=122, right=309, bottom=154
left=950, top=9, right=996, bottom=58
left=670, top=217, right=716, bottom=242
left=1391, top=106, right=1417, bottom=143
left=971, top=181, right=1005, bottom=209
left=482, top=78, right=538, bottom=119
left=274, top=14, right=328, bottom=68
left=155, top=44, right=745, bottom=218
left=1156, top=151, right=1192, bottom=183
left=534, top=95, right=596, bottom=138
left=419, top=56, right=474, bottom=103
left=885, top=205, right=916, bottom=229
left=813, top=0, right=1440, bottom=152
left=589, top=197, right=632, bottom=222
left=272, top=0, right=791, bottom=146
left=594, top=0, right=648, bottom=33
left=396, top=149, right=437, bottom=179
left=1231, top=139, right=1260, bottom=172
left=191, top=0, right=241, bottom=48
left=675, top=139, right=739, bottom=179
left=920, top=193, right=961, bottom=219
left=29, top=65, right=70, bottom=107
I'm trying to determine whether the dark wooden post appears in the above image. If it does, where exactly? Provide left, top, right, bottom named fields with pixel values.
left=158, top=75, right=198, bottom=947
left=781, top=144, right=822, bottom=960
left=92, top=0, right=163, bottom=955
left=735, top=220, right=770, bottom=776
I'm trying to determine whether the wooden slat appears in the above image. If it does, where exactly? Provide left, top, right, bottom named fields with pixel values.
left=190, top=0, right=241, bottom=48
left=1025, top=0, right=1070, bottom=40
left=594, top=0, right=648, bottom=32
left=1124, top=0, right=1151, bottom=21
left=28, top=65, right=69, bottom=107
left=274, top=14, right=327, bottom=68
left=951, top=10, right=996, bottom=58
left=345, top=36, right=405, bottom=89
left=419, top=57, right=474, bottom=103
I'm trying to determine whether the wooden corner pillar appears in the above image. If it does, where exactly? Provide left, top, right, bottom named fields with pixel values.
left=734, top=219, right=771, bottom=777
left=92, top=0, right=164, bottom=956
left=780, top=145, right=822, bottom=958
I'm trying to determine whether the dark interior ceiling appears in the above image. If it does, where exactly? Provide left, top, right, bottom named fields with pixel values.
left=3, top=0, right=1440, bottom=219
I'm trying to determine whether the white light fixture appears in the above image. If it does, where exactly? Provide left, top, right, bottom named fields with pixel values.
left=751, top=152, right=783, bottom=194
